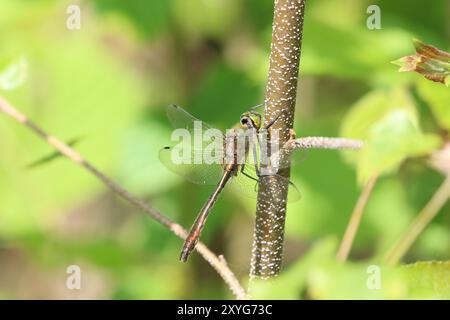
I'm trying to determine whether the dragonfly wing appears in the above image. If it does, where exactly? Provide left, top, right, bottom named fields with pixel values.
left=159, top=146, right=224, bottom=185
left=166, top=104, right=212, bottom=131
left=161, top=104, right=227, bottom=185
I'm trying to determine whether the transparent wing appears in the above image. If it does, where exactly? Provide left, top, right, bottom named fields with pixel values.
left=161, top=104, right=226, bottom=185
left=166, top=104, right=212, bottom=131
left=159, top=146, right=224, bottom=185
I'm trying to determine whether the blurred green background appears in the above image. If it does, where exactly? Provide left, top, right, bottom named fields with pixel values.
left=0, top=0, right=448, bottom=299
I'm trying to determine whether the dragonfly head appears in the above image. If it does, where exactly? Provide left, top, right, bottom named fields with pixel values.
left=240, top=111, right=262, bottom=130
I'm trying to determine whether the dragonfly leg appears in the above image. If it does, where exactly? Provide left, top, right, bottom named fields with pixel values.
left=249, top=103, right=265, bottom=111
left=240, top=164, right=259, bottom=183
left=240, top=164, right=260, bottom=192
left=264, top=109, right=288, bottom=130
left=288, top=178, right=298, bottom=189
left=248, top=130, right=261, bottom=176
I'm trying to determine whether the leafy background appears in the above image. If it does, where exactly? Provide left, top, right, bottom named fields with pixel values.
left=0, top=0, right=448, bottom=299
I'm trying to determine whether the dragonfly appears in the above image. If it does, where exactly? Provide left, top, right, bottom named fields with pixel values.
left=159, top=104, right=300, bottom=262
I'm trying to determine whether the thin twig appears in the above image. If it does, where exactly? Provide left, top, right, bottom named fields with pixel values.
left=286, top=137, right=364, bottom=150
left=384, top=175, right=450, bottom=265
left=0, top=96, right=247, bottom=299
left=336, top=176, right=378, bottom=262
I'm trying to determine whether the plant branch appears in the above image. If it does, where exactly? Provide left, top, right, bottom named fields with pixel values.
left=251, top=0, right=307, bottom=279
left=384, top=175, right=450, bottom=265
left=0, top=96, right=247, bottom=299
left=336, top=176, right=377, bottom=262
left=286, top=136, right=364, bottom=150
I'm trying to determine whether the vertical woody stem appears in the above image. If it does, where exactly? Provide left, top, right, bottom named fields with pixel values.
left=250, top=0, right=306, bottom=278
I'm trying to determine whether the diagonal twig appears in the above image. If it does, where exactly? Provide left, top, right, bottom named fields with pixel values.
left=0, top=96, right=247, bottom=299
left=385, top=175, right=450, bottom=265
left=336, top=175, right=378, bottom=262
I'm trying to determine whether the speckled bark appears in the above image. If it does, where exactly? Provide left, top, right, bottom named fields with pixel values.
left=250, top=0, right=306, bottom=278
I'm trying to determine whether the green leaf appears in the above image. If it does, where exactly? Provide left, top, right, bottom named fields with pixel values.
left=306, top=261, right=450, bottom=299
left=341, top=89, right=416, bottom=141
left=0, top=56, right=27, bottom=91
left=358, top=109, right=440, bottom=182
left=341, top=88, right=441, bottom=183
left=416, top=77, right=450, bottom=130
left=402, top=261, right=450, bottom=299
left=307, top=263, right=407, bottom=299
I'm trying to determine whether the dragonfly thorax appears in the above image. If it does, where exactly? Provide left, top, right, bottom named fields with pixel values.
left=223, top=130, right=250, bottom=167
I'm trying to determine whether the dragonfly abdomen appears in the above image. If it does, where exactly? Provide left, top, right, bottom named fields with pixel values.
left=180, top=167, right=235, bottom=262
